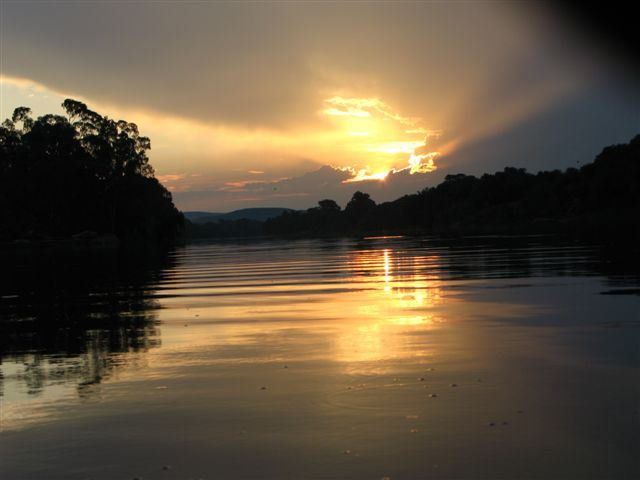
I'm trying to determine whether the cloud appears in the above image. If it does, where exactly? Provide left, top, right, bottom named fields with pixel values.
left=318, top=94, right=443, bottom=179
left=0, top=74, right=440, bottom=184
left=322, top=96, right=420, bottom=126
left=172, top=164, right=445, bottom=212
left=156, top=173, right=203, bottom=193
left=1, top=2, right=602, bottom=133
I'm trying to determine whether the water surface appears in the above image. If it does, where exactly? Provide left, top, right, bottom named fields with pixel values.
left=1, top=237, right=639, bottom=479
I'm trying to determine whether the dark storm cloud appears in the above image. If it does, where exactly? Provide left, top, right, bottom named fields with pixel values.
left=1, top=1, right=599, bottom=130
left=2, top=2, right=319, bottom=128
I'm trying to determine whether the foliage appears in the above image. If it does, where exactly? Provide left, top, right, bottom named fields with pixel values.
left=0, top=100, right=183, bottom=243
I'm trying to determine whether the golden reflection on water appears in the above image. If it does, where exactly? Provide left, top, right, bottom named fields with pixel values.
left=333, top=247, right=445, bottom=370
left=5, top=240, right=637, bottom=480
left=0, top=240, right=525, bottom=430
left=154, top=245, right=448, bottom=373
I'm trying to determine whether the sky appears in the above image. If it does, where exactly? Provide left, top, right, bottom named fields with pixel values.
left=1, top=1, right=639, bottom=212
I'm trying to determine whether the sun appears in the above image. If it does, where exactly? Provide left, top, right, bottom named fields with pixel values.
left=321, top=95, right=440, bottom=181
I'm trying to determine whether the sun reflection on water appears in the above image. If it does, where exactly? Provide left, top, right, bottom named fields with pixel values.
left=333, top=247, right=446, bottom=372
left=1, top=239, right=612, bottom=436
left=1, top=241, right=454, bottom=429
left=152, top=245, right=449, bottom=373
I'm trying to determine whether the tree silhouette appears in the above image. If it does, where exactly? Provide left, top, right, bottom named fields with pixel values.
left=318, top=199, right=341, bottom=212
left=265, top=134, right=639, bottom=241
left=0, top=100, right=183, bottom=243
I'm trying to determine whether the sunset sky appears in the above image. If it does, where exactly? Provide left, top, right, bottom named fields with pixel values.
left=1, top=1, right=638, bottom=212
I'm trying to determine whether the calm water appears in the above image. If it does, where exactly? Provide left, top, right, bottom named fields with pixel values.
left=1, top=237, right=639, bottom=479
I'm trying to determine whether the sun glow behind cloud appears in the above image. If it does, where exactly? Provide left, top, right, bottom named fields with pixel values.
left=1, top=74, right=440, bottom=196
left=1, top=75, right=440, bottom=178
left=343, top=168, right=390, bottom=183
left=322, top=96, right=441, bottom=181
left=1, top=52, right=602, bottom=213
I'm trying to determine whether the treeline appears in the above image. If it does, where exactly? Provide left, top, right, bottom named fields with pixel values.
left=0, top=100, right=183, bottom=244
left=263, top=134, right=639, bottom=240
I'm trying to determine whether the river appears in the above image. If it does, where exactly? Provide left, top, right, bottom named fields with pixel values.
left=1, top=236, right=638, bottom=479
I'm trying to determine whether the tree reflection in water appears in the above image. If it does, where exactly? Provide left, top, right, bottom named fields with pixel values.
left=0, top=246, right=174, bottom=399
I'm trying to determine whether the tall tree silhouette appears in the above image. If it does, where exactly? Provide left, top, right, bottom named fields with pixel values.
left=0, top=100, right=183, bottom=243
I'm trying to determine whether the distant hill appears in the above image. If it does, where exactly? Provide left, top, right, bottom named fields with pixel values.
left=184, top=211, right=225, bottom=223
left=184, top=208, right=294, bottom=224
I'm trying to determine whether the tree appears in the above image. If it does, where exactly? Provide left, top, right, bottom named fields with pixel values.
left=0, top=99, right=183, bottom=243
left=345, top=191, right=376, bottom=217
left=318, top=199, right=341, bottom=212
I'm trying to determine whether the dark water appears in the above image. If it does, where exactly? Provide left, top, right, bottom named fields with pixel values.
left=1, top=237, right=639, bottom=479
